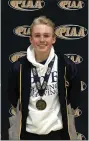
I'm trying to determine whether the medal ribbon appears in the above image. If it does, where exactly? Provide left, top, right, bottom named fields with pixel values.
left=32, top=56, right=55, bottom=97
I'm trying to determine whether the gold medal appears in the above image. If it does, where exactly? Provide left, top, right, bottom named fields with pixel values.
left=36, top=99, right=47, bottom=110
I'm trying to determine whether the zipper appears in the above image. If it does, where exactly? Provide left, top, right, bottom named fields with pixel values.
left=64, top=66, right=71, bottom=140
left=19, top=64, right=22, bottom=139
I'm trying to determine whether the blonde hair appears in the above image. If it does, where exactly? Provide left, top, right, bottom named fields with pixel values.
left=30, top=16, right=55, bottom=37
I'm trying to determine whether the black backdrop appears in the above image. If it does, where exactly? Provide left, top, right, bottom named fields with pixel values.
left=1, top=0, right=88, bottom=140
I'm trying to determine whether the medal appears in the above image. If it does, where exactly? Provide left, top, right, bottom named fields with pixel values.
left=36, top=99, right=47, bottom=110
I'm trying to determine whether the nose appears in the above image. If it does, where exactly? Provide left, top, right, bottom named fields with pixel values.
left=40, top=36, right=45, bottom=42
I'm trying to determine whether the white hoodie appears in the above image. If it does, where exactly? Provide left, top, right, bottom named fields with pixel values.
left=26, top=45, right=63, bottom=135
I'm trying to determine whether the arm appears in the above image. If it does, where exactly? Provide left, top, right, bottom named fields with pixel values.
left=65, top=57, right=81, bottom=109
left=8, top=62, right=20, bottom=108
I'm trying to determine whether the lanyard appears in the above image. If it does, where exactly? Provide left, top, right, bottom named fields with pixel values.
left=32, top=56, right=55, bottom=97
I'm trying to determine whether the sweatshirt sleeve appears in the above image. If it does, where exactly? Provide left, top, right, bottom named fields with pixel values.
left=65, top=57, right=81, bottom=109
left=8, top=62, right=20, bottom=108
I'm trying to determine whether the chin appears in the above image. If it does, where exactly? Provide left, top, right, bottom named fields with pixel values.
left=38, top=46, right=51, bottom=51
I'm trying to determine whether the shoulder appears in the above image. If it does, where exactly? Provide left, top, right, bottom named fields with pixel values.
left=9, top=56, right=28, bottom=72
left=56, top=52, right=77, bottom=79
left=64, top=55, right=77, bottom=79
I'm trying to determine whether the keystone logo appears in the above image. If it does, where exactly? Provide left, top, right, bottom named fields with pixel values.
left=55, top=25, right=88, bottom=40
left=8, top=0, right=45, bottom=11
left=57, top=0, right=85, bottom=10
left=73, top=107, right=82, bottom=117
left=9, top=106, right=16, bottom=116
left=77, top=132, right=86, bottom=140
left=81, top=81, right=87, bottom=91
left=64, top=54, right=83, bottom=64
left=9, top=51, right=27, bottom=63
left=13, top=25, right=30, bottom=37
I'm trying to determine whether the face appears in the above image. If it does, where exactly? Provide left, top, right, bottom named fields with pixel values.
left=30, top=24, right=56, bottom=54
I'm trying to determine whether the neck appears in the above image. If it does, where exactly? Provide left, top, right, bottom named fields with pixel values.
left=35, top=51, right=50, bottom=62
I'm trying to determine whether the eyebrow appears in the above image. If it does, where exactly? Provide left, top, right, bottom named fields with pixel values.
left=33, top=33, right=52, bottom=35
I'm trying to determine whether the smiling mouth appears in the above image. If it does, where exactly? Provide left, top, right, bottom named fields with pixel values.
left=39, top=44, right=46, bottom=46
left=39, top=45, right=47, bottom=47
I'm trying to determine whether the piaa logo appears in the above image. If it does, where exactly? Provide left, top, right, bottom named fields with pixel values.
left=81, top=81, right=87, bottom=91
left=13, top=25, right=30, bottom=37
left=9, top=51, right=27, bottom=63
left=57, top=0, right=85, bottom=10
left=64, top=54, right=83, bottom=64
left=77, top=132, right=86, bottom=140
left=55, top=25, right=87, bottom=40
left=8, top=0, right=45, bottom=11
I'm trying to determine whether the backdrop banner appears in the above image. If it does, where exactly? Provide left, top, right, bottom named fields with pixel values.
left=1, top=0, right=88, bottom=140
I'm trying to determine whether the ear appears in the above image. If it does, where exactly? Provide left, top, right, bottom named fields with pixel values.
left=29, top=36, right=32, bottom=44
left=52, top=36, right=56, bottom=44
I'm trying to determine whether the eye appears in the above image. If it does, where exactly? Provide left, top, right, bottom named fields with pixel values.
left=35, top=34, right=40, bottom=37
left=44, top=34, right=50, bottom=38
